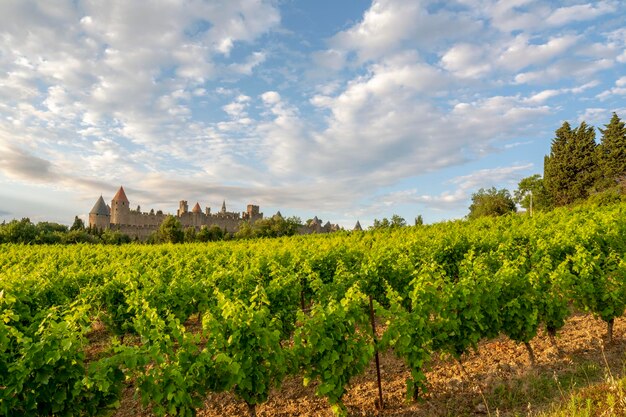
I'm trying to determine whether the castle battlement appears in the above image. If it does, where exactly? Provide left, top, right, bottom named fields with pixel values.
left=89, top=186, right=264, bottom=239
left=88, top=186, right=340, bottom=240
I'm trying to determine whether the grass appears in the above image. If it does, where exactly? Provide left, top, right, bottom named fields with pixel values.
left=537, top=375, right=626, bottom=417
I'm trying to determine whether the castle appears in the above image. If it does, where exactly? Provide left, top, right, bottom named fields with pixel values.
left=89, top=186, right=341, bottom=239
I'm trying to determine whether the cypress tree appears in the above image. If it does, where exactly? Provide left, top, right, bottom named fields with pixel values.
left=568, top=121, right=597, bottom=202
left=544, top=121, right=573, bottom=206
left=544, top=121, right=597, bottom=205
left=596, top=112, right=626, bottom=189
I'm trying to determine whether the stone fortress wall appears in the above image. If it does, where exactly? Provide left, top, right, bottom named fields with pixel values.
left=88, top=186, right=341, bottom=240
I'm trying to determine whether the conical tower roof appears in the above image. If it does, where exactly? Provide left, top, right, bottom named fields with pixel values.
left=353, top=220, right=362, bottom=231
left=192, top=202, right=202, bottom=213
left=221, top=200, right=227, bottom=213
left=90, top=196, right=110, bottom=216
left=112, top=186, right=129, bottom=203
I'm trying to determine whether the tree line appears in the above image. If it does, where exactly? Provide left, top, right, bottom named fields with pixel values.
left=0, top=213, right=307, bottom=244
left=468, top=112, right=626, bottom=219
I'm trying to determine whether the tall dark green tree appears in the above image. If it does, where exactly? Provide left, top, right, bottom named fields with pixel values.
left=596, top=112, right=626, bottom=189
left=544, top=121, right=597, bottom=206
left=544, top=121, right=572, bottom=206
left=569, top=121, right=598, bottom=200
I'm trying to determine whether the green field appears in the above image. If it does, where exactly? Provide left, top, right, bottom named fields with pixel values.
left=2, top=202, right=626, bottom=416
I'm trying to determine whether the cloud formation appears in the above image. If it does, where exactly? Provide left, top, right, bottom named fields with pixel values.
left=0, top=0, right=624, bottom=225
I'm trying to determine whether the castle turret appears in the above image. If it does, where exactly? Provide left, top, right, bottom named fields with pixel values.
left=110, top=186, right=130, bottom=225
left=353, top=220, right=363, bottom=231
left=178, top=200, right=188, bottom=216
left=192, top=202, right=202, bottom=214
left=221, top=200, right=227, bottom=213
left=89, top=195, right=110, bottom=230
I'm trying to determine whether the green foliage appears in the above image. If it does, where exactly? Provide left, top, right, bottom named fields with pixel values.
left=2, top=201, right=626, bottom=415
left=566, top=246, right=626, bottom=325
left=295, top=285, right=374, bottom=416
left=114, top=296, right=237, bottom=417
left=382, top=283, right=434, bottom=400
left=371, top=214, right=406, bottom=229
left=70, top=216, right=85, bottom=231
left=234, top=216, right=302, bottom=239
left=100, top=229, right=132, bottom=244
left=545, top=121, right=598, bottom=206
left=0, top=218, right=38, bottom=243
left=596, top=112, right=626, bottom=189
left=196, top=224, right=224, bottom=242
left=183, top=226, right=197, bottom=243
left=0, top=297, right=122, bottom=416
left=156, top=215, right=184, bottom=243
left=514, top=174, right=553, bottom=212
left=203, top=287, right=290, bottom=412
left=467, top=187, right=516, bottom=220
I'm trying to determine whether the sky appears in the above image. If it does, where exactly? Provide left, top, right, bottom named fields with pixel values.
left=0, top=0, right=625, bottom=228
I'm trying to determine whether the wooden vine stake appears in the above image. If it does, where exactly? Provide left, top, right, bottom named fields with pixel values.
left=524, top=341, right=536, bottom=366
left=368, top=295, right=384, bottom=410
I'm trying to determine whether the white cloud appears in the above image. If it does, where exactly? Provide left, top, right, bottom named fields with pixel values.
left=1, top=0, right=625, bottom=223
left=329, top=0, right=482, bottom=64
left=363, top=164, right=534, bottom=214
left=597, top=76, right=626, bottom=100
left=441, top=43, right=492, bottom=78
left=229, top=51, right=267, bottom=75
left=498, top=34, right=580, bottom=71
left=545, top=1, right=617, bottom=26
left=514, top=58, right=613, bottom=84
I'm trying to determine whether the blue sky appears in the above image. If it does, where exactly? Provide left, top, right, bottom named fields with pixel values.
left=0, top=0, right=625, bottom=228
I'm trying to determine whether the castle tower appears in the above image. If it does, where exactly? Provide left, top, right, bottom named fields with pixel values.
left=353, top=220, right=363, bottom=231
left=247, top=205, right=260, bottom=216
left=192, top=202, right=202, bottom=214
left=110, top=186, right=130, bottom=225
left=89, top=195, right=110, bottom=230
left=221, top=200, right=226, bottom=214
left=178, top=200, right=188, bottom=216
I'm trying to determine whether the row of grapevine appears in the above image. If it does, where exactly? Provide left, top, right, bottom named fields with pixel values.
left=1, top=201, right=625, bottom=416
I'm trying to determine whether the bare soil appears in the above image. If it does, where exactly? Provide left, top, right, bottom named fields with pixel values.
left=112, top=313, right=626, bottom=417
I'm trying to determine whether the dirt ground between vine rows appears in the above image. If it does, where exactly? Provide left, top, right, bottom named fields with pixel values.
left=113, top=314, right=626, bottom=417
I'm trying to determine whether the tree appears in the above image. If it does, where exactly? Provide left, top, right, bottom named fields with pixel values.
left=596, top=112, right=626, bottom=190
left=544, top=120, right=597, bottom=206
left=391, top=214, right=406, bottom=227
left=1, top=218, right=38, bottom=243
left=156, top=215, right=184, bottom=243
left=70, top=216, right=85, bottom=231
left=100, top=230, right=131, bottom=244
left=467, top=187, right=516, bottom=220
left=371, top=214, right=406, bottom=230
left=414, top=215, right=424, bottom=226
left=514, top=174, right=552, bottom=213
left=234, top=221, right=254, bottom=239
left=544, top=121, right=573, bottom=206
left=183, top=226, right=197, bottom=243
left=197, top=224, right=225, bottom=242
left=568, top=121, right=598, bottom=200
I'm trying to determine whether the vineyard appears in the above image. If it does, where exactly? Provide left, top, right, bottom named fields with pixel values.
left=1, top=202, right=626, bottom=416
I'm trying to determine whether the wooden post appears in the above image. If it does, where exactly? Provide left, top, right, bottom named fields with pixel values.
left=368, top=295, right=384, bottom=410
